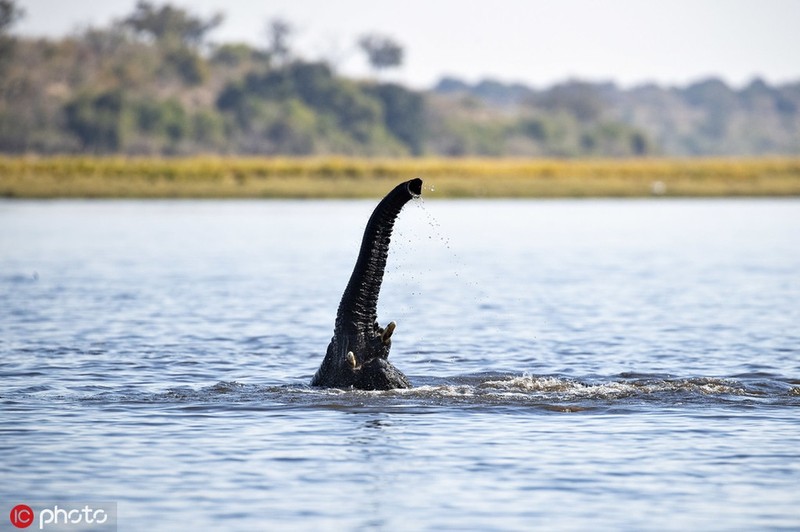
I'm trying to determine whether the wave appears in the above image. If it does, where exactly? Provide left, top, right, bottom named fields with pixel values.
left=64, top=373, right=800, bottom=411
left=4, top=373, right=798, bottom=412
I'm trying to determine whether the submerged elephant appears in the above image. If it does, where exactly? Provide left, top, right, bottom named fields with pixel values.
left=311, top=178, right=423, bottom=390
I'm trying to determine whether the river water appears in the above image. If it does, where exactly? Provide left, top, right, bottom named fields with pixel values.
left=1, top=197, right=799, bottom=530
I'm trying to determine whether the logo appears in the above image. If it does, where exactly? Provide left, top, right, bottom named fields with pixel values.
left=7, top=503, right=116, bottom=530
left=9, top=505, right=33, bottom=528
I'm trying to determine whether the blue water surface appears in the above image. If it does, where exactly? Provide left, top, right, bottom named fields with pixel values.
left=1, top=198, right=799, bottom=530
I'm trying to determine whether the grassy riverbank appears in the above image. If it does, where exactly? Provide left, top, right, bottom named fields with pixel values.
left=2, top=156, right=799, bottom=198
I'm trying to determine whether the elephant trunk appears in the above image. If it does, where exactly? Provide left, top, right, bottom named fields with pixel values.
left=335, top=178, right=422, bottom=331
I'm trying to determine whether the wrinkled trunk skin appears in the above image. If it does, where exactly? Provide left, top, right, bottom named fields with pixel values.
left=311, top=178, right=422, bottom=389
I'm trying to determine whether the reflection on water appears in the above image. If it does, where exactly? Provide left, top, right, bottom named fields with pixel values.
left=1, top=199, right=799, bottom=530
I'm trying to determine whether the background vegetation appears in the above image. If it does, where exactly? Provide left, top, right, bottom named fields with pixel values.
left=0, top=1, right=424, bottom=157
left=1, top=1, right=798, bottom=159
left=434, top=77, right=800, bottom=157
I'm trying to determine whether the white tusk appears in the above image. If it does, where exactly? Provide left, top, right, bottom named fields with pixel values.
left=382, top=321, right=396, bottom=343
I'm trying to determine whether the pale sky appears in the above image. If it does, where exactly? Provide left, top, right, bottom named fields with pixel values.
left=15, top=0, right=800, bottom=89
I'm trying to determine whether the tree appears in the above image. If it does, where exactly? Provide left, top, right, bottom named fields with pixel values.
left=265, top=18, right=293, bottom=66
left=65, top=90, right=131, bottom=153
left=121, top=2, right=221, bottom=85
left=0, top=0, right=22, bottom=32
left=0, top=0, right=24, bottom=70
left=122, top=1, right=223, bottom=49
left=366, top=83, right=425, bottom=154
left=358, top=34, right=403, bottom=75
left=539, top=81, right=608, bottom=123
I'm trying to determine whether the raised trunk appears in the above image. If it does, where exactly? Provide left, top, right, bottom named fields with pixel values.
left=335, top=178, right=422, bottom=332
left=312, top=178, right=421, bottom=389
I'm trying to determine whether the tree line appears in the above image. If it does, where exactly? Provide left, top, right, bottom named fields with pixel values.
left=435, top=76, right=800, bottom=156
left=1, top=1, right=798, bottom=157
left=0, top=1, right=418, bottom=156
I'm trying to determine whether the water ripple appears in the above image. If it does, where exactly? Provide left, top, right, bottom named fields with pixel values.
left=4, top=372, right=794, bottom=414
left=3, top=199, right=800, bottom=530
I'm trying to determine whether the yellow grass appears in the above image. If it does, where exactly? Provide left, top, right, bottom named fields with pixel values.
left=1, top=156, right=800, bottom=198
